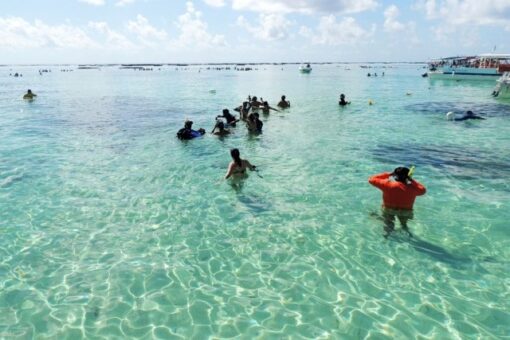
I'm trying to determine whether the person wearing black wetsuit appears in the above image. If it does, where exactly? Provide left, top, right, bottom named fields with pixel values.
left=454, top=110, right=485, bottom=121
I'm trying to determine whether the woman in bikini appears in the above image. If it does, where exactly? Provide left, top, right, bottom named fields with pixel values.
left=225, top=148, right=256, bottom=179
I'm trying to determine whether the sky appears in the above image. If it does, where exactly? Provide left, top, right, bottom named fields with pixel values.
left=0, top=0, right=509, bottom=64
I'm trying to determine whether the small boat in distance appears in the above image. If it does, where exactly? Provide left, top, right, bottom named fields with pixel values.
left=492, top=72, right=510, bottom=99
left=299, top=63, right=312, bottom=73
left=428, top=54, right=510, bottom=80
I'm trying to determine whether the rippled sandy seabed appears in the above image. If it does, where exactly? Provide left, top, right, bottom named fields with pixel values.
left=1, top=64, right=509, bottom=338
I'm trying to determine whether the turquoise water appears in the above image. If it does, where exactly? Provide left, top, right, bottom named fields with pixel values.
left=1, top=64, right=509, bottom=338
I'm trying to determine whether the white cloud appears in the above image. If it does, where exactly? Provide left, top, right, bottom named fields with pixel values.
left=79, top=0, right=105, bottom=6
left=88, top=21, right=135, bottom=48
left=416, top=0, right=510, bottom=29
left=116, top=0, right=135, bottom=6
left=0, top=17, right=97, bottom=49
left=127, top=14, right=168, bottom=44
left=300, top=15, right=374, bottom=45
left=236, top=14, right=291, bottom=41
left=383, top=5, right=405, bottom=32
left=203, top=0, right=225, bottom=6
left=231, top=0, right=378, bottom=14
left=175, top=2, right=227, bottom=47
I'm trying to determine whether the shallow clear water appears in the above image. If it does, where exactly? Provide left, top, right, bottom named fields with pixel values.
left=1, top=64, right=509, bottom=338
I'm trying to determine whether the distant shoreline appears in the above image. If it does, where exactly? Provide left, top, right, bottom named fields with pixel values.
left=0, top=61, right=426, bottom=67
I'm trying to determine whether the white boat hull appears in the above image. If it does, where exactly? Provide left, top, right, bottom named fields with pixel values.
left=428, top=70, right=500, bottom=81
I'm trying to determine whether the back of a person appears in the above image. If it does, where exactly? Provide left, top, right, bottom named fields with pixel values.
left=380, top=181, right=420, bottom=210
left=368, top=168, right=426, bottom=210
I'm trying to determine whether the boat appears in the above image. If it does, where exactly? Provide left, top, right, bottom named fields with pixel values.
left=427, top=54, right=510, bottom=80
left=492, top=72, right=510, bottom=99
left=299, top=64, right=312, bottom=73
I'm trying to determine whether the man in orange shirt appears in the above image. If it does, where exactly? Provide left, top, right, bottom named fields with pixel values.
left=369, top=167, right=426, bottom=238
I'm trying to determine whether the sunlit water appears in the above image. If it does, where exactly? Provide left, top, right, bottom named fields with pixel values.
left=1, top=64, right=509, bottom=338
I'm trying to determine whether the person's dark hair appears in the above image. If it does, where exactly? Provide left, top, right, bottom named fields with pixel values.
left=466, top=110, right=474, bottom=115
left=28, top=89, right=32, bottom=93
left=185, top=120, right=193, bottom=128
left=252, top=96, right=258, bottom=101
left=223, top=109, right=229, bottom=115
left=263, top=101, right=268, bottom=106
left=393, top=167, right=410, bottom=183
left=231, top=148, right=242, bottom=167
left=281, top=95, right=286, bottom=100
left=216, top=121, right=225, bottom=130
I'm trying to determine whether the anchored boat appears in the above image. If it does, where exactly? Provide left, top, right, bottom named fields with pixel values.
left=427, top=54, right=510, bottom=80
left=299, top=64, right=312, bottom=73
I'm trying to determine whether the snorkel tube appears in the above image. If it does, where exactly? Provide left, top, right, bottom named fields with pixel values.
left=408, top=166, right=415, bottom=179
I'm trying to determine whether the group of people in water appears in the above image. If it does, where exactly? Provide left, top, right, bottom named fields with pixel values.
left=20, top=87, right=483, bottom=238
left=176, top=94, right=291, bottom=140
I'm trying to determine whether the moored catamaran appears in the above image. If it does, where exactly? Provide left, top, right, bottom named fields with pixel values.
left=427, top=54, right=510, bottom=80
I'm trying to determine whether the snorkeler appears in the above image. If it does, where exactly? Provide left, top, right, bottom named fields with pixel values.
left=261, top=101, right=280, bottom=114
left=216, top=109, right=239, bottom=127
left=454, top=110, right=485, bottom=121
left=225, top=148, right=256, bottom=179
left=369, top=167, right=427, bottom=238
left=211, top=120, right=230, bottom=136
left=277, top=95, right=290, bottom=109
left=339, top=94, right=350, bottom=106
left=176, top=120, right=206, bottom=140
left=23, top=89, right=37, bottom=100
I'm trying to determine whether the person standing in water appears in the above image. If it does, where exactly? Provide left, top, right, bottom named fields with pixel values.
left=369, top=167, right=426, bottom=238
left=277, top=95, right=290, bottom=109
left=225, top=148, right=256, bottom=179
left=23, top=89, right=37, bottom=99
left=339, top=94, right=350, bottom=106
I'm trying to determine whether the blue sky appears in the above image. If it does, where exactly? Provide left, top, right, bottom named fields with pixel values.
left=0, top=0, right=508, bottom=63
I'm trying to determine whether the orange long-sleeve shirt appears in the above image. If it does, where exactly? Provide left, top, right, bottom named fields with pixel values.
left=368, top=172, right=426, bottom=210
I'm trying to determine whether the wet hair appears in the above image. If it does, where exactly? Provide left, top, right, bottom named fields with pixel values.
left=281, top=95, right=286, bottom=100
left=231, top=148, right=242, bottom=167
left=393, top=167, right=410, bottom=183
left=216, top=121, right=225, bottom=130
left=223, top=109, right=229, bottom=115
left=466, top=110, right=474, bottom=115
left=254, top=112, right=259, bottom=118
left=252, top=96, right=258, bottom=101
left=340, top=94, right=345, bottom=98
left=263, top=101, right=268, bottom=106
left=184, top=120, right=193, bottom=128
left=27, top=89, right=32, bottom=93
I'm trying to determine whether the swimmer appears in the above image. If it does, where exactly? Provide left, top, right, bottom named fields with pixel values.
left=338, top=94, right=350, bottom=106
left=277, top=95, right=290, bottom=109
left=225, top=148, right=256, bottom=179
left=176, top=120, right=206, bottom=140
left=211, top=120, right=230, bottom=136
left=446, top=111, right=455, bottom=121
left=23, top=89, right=37, bottom=100
left=216, top=109, right=239, bottom=127
left=261, top=101, right=279, bottom=114
left=454, top=110, right=485, bottom=121
left=369, top=167, right=427, bottom=238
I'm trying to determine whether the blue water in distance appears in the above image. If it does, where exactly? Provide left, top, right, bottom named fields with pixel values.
left=0, top=64, right=509, bottom=338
